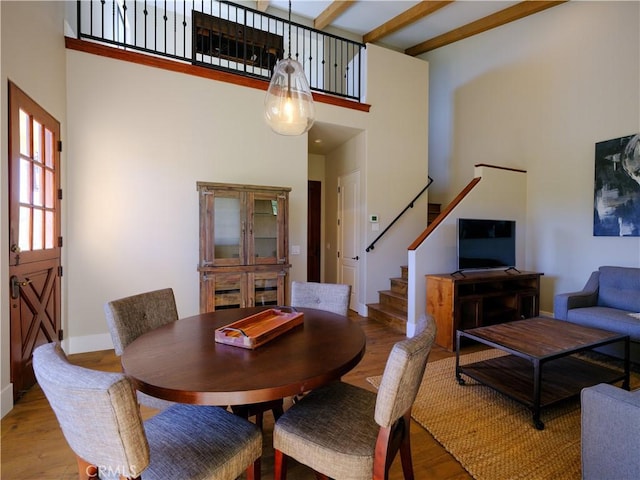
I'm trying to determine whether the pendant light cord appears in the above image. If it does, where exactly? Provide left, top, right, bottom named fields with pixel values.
left=287, top=0, right=292, bottom=60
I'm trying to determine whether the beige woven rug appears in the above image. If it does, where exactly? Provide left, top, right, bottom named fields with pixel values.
left=368, top=349, right=636, bottom=480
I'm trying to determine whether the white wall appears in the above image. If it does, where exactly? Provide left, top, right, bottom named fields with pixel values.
left=0, top=1, right=68, bottom=417
left=408, top=165, right=527, bottom=335
left=422, top=1, right=640, bottom=312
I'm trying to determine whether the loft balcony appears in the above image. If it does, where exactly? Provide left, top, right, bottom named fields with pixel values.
left=73, top=0, right=366, bottom=104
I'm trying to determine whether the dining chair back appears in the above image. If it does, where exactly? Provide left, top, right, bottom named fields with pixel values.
left=33, top=342, right=262, bottom=480
left=104, top=288, right=179, bottom=410
left=105, top=288, right=178, bottom=356
left=273, top=314, right=436, bottom=480
left=290, top=281, right=351, bottom=316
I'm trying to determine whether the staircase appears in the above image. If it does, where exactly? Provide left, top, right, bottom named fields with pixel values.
left=366, top=266, right=409, bottom=333
left=366, top=203, right=441, bottom=333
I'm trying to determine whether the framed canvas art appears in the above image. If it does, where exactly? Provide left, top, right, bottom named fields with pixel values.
left=593, top=133, right=640, bottom=236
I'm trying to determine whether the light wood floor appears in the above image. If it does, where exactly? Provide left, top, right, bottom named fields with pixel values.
left=1, top=314, right=472, bottom=480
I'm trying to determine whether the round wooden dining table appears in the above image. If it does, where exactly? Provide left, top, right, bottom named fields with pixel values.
left=121, top=306, right=366, bottom=406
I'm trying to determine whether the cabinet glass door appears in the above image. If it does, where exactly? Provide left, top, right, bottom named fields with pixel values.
left=250, top=192, right=285, bottom=265
left=210, top=191, right=244, bottom=265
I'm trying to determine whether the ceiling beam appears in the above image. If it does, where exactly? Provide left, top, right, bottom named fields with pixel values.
left=256, top=1, right=270, bottom=13
left=314, top=0, right=357, bottom=31
left=405, top=0, right=568, bottom=56
left=363, top=0, right=454, bottom=45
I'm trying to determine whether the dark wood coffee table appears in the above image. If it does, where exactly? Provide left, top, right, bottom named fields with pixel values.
left=455, top=317, right=630, bottom=429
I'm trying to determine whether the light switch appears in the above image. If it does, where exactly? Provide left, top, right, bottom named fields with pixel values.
left=291, top=245, right=301, bottom=255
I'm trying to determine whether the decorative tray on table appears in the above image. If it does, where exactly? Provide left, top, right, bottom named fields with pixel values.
left=214, top=307, right=304, bottom=349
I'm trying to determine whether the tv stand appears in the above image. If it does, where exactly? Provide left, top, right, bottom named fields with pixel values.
left=426, top=270, right=543, bottom=351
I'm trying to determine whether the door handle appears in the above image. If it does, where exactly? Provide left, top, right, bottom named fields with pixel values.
left=10, top=276, right=32, bottom=299
left=351, top=256, right=359, bottom=260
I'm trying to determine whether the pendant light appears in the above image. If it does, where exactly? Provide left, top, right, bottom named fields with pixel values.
left=264, top=1, right=315, bottom=136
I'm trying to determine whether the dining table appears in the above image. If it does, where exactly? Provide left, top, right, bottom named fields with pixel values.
left=121, top=306, right=367, bottom=406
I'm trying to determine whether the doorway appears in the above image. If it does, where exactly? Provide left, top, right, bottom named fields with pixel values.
left=8, top=82, right=62, bottom=401
left=307, top=180, right=321, bottom=282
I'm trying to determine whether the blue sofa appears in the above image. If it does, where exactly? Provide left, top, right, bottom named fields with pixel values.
left=554, top=266, right=640, bottom=360
left=581, top=383, right=640, bottom=480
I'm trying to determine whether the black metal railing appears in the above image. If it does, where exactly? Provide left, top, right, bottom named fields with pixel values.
left=76, top=0, right=365, bottom=102
left=366, top=177, right=434, bottom=253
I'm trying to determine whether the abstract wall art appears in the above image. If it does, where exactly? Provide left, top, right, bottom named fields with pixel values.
left=593, top=133, right=640, bottom=236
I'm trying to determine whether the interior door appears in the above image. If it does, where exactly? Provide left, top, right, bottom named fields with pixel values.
left=8, top=82, right=62, bottom=401
left=337, top=171, right=360, bottom=311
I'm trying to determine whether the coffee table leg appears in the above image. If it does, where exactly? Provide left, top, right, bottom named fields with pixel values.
left=623, top=336, right=630, bottom=391
left=532, top=359, right=544, bottom=430
left=455, top=331, right=466, bottom=385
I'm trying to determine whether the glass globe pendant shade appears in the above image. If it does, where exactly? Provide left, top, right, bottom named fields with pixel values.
left=264, top=57, right=315, bottom=136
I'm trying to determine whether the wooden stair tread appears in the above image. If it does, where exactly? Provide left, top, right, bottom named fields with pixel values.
left=379, top=289, right=406, bottom=300
left=367, top=303, right=407, bottom=319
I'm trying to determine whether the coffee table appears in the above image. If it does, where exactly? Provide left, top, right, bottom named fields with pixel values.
left=455, top=317, right=630, bottom=429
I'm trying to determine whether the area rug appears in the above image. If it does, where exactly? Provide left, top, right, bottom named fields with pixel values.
left=368, top=350, right=637, bottom=480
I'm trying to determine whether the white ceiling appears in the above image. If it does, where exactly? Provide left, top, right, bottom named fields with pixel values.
left=260, top=1, right=566, bottom=153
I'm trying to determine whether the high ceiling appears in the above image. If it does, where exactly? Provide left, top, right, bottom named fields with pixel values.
left=257, top=1, right=567, bottom=153
left=263, top=1, right=566, bottom=55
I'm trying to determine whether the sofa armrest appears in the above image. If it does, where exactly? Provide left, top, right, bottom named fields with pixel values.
left=581, top=383, right=640, bottom=480
left=553, top=271, right=599, bottom=320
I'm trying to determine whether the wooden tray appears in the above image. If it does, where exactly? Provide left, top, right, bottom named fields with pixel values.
left=214, top=307, right=304, bottom=349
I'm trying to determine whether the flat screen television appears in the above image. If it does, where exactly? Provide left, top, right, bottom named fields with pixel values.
left=457, top=218, right=516, bottom=271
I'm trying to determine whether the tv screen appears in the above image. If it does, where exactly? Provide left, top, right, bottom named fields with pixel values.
left=457, top=219, right=516, bottom=271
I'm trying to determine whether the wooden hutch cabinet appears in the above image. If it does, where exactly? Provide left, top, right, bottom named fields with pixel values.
left=197, top=182, right=291, bottom=312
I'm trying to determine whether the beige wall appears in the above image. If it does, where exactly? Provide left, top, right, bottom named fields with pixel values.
left=422, top=1, right=640, bottom=312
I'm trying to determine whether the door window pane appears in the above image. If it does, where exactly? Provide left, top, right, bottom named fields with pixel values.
left=33, top=120, right=42, bottom=163
left=45, top=211, right=54, bottom=248
left=45, top=170, right=54, bottom=208
left=19, top=109, right=30, bottom=157
left=33, top=209, right=43, bottom=250
left=20, top=158, right=31, bottom=203
left=33, top=164, right=43, bottom=206
left=44, top=128, right=54, bottom=168
left=19, top=207, right=31, bottom=251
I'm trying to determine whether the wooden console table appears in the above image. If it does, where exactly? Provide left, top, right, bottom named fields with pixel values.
left=426, top=270, right=543, bottom=351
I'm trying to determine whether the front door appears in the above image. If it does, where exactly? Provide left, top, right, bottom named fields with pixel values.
left=8, top=82, right=62, bottom=401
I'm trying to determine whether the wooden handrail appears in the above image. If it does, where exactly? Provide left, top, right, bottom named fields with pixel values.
left=366, top=177, right=433, bottom=253
left=407, top=177, right=481, bottom=251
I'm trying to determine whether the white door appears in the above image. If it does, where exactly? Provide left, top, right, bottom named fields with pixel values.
left=337, top=171, right=360, bottom=311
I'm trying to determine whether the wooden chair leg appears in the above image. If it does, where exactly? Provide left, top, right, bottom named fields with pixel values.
left=399, top=411, right=415, bottom=480
left=274, top=449, right=287, bottom=480
left=246, top=457, right=261, bottom=480
left=76, top=456, right=97, bottom=480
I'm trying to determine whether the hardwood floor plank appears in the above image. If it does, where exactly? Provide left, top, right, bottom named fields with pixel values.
left=1, top=314, right=472, bottom=479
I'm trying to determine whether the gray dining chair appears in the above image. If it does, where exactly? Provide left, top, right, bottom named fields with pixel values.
left=104, top=288, right=179, bottom=410
left=33, top=342, right=262, bottom=480
left=290, top=281, right=351, bottom=316
left=273, top=314, right=436, bottom=480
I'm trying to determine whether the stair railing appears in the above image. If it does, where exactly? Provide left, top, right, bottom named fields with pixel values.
left=366, top=176, right=433, bottom=252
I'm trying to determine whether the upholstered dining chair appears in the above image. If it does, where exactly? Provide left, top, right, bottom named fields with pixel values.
left=273, top=314, right=436, bottom=480
left=104, top=288, right=179, bottom=410
left=106, top=288, right=281, bottom=427
left=290, top=281, right=351, bottom=316
left=33, top=342, right=262, bottom=480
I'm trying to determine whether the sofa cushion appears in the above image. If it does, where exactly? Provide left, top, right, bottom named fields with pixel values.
left=597, top=266, right=640, bottom=312
left=566, top=306, right=640, bottom=342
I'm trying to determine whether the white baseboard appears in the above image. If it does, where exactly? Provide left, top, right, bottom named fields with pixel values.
left=64, top=332, right=114, bottom=355
left=1, top=383, right=14, bottom=419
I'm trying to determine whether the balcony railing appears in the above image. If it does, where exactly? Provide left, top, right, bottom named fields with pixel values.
left=76, top=0, right=365, bottom=102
